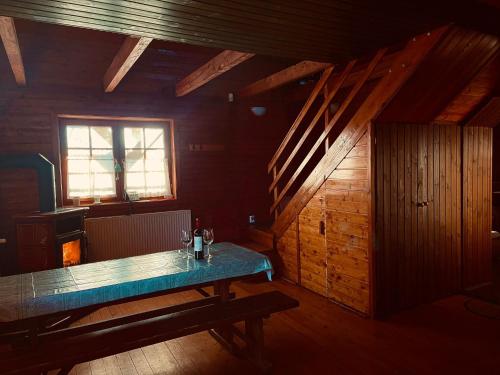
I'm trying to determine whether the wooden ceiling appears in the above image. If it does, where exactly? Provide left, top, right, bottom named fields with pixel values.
left=0, top=19, right=298, bottom=97
left=0, top=1, right=499, bottom=63
left=436, top=52, right=500, bottom=123
left=378, top=27, right=500, bottom=124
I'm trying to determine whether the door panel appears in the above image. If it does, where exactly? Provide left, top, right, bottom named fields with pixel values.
left=375, top=123, right=461, bottom=313
left=299, top=185, right=327, bottom=296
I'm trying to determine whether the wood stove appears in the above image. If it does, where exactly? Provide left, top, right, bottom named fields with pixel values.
left=15, top=207, right=89, bottom=272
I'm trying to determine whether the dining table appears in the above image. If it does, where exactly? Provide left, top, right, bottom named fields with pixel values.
left=0, top=242, right=274, bottom=332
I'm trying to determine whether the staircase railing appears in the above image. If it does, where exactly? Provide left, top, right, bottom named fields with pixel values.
left=268, top=48, right=387, bottom=218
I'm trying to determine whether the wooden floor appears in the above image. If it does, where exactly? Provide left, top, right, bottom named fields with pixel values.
left=52, top=279, right=500, bottom=375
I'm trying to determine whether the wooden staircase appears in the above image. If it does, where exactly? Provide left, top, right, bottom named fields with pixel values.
left=269, top=26, right=450, bottom=238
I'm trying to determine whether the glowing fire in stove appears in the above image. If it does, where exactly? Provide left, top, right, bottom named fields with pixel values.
left=62, top=239, right=81, bottom=267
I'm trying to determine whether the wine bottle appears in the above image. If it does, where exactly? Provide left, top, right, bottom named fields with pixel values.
left=193, top=217, right=204, bottom=260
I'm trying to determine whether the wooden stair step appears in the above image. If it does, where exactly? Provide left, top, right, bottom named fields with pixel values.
left=237, top=241, right=272, bottom=254
left=246, top=226, right=274, bottom=249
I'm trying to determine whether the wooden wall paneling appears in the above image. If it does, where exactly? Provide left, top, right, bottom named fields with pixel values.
left=268, top=60, right=356, bottom=203
left=368, top=122, right=375, bottom=316
left=267, top=66, right=334, bottom=174
left=452, top=125, right=462, bottom=292
left=326, top=130, right=370, bottom=314
left=0, top=89, right=243, bottom=274
left=462, top=126, right=493, bottom=289
left=276, top=217, right=299, bottom=283
left=375, top=122, right=462, bottom=314
left=299, top=184, right=327, bottom=296
left=274, top=127, right=372, bottom=314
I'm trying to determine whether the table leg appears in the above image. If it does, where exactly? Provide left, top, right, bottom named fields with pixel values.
left=210, top=280, right=238, bottom=354
left=213, top=280, right=231, bottom=301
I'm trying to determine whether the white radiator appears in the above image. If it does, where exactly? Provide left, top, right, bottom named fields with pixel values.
left=85, top=210, right=191, bottom=262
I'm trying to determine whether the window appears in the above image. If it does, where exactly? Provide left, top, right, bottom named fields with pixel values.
left=60, top=117, right=176, bottom=204
left=124, top=127, right=171, bottom=198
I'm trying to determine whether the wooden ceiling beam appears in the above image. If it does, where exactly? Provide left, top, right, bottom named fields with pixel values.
left=103, top=36, right=152, bottom=92
left=176, top=50, right=255, bottom=97
left=0, top=16, right=26, bottom=86
left=239, top=61, right=332, bottom=97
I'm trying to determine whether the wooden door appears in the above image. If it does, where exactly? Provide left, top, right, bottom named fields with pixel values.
left=299, top=185, right=327, bottom=296
left=375, top=123, right=462, bottom=314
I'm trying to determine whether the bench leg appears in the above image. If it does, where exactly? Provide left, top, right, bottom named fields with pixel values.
left=245, top=318, right=271, bottom=373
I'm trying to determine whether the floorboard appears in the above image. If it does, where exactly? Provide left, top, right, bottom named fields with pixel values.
left=14, top=279, right=500, bottom=374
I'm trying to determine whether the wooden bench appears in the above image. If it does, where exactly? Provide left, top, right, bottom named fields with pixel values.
left=0, top=291, right=299, bottom=374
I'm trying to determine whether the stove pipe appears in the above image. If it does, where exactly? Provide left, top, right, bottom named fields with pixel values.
left=0, top=154, right=56, bottom=212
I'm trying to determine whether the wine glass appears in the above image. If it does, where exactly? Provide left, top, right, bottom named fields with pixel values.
left=181, top=230, right=193, bottom=258
left=203, top=228, right=214, bottom=260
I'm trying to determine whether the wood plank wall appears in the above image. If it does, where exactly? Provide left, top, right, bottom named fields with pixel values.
left=299, top=185, right=326, bottom=296
left=463, top=126, right=493, bottom=289
left=375, top=122, right=462, bottom=313
left=276, top=218, right=299, bottom=283
left=276, top=125, right=371, bottom=314
left=228, top=98, right=291, bottom=230
left=326, top=130, right=370, bottom=314
left=0, top=88, right=289, bottom=274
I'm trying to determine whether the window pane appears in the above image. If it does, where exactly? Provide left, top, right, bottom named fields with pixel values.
left=67, top=126, right=89, bottom=148
left=145, top=128, right=164, bottom=148
left=90, top=127, right=113, bottom=149
left=68, top=149, right=90, bottom=158
left=146, top=149, right=165, bottom=160
left=145, top=172, right=166, bottom=190
left=124, top=127, right=143, bottom=149
left=68, top=173, right=90, bottom=197
left=92, top=149, right=114, bottom=160
left=145, top=158, right=164, bottom=172
left=91, top=159, right=114, bottom=173
left=125, top=158, right=144, bottom=173
left=125, top=149, right=144, bottom=160
left=93, top=173, right=115, bottom=195
left=66, top=125, right=116, bottom=198
left=125, top=172, right=144, bottom=189
left=68, top=159, right=89, bottom=173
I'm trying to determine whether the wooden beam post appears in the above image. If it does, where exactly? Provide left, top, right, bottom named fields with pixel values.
left=0, top=16, right=26, bottom=86
left=103, top=36, right=152, bottom=92
left=239, top=61, right=332, bottom=97
left=176, top=50, right=255, bottom=97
